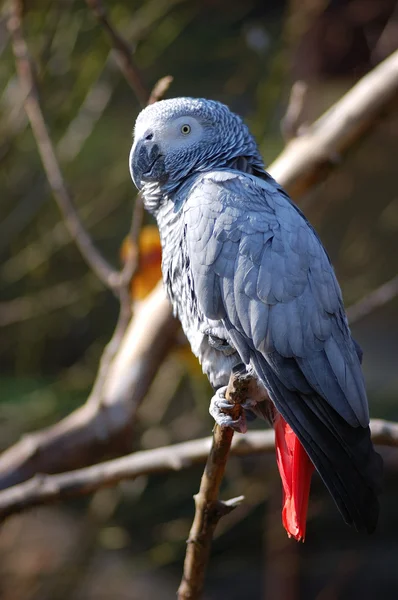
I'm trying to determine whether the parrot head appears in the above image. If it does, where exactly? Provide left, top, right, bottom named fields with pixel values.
left=129, top=97, right=264, bottom=206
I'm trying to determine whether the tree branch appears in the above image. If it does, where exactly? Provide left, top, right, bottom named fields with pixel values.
left=178, top=366, right=252, bottom=600
left=0, top=283, right=178, bottom=490
left=2, top=0, right=175, bottom=495
left=8, top=0, right=120, bottom=292
left=8, top=1, right=173, bottom=300
left=346, top=274, right=398, bottom=325
left=0, top=418, right=395, bottom=523
left=85, top=0, right=149, bottom=106
left=148, top=75, right=174, bottom=105
left=271, top=49, right=398, bottom=198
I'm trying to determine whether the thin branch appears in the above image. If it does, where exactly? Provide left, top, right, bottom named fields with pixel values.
left=346, top=274, right=398, bottom=325
left=148, top=75, right=174, bottom=105
left=178, top=367, right=256, bottom=600
left=271, top=49, right=398, bottom=198
left=117, top=75, right=172, bottom=300
left=119, top=195, right=144, bottom=288
left=7, top=0, right=120, bottom=291
left=0, top=418, right=395, bottom=523
left=0, top=275, right=96, bottom=326
left=85, top=0, right=149, bottom=106
left=1, top=185, right=124, bottom=285
left=370, top=2, right=398, bottom=65
left=281, top=80, right=308, bottom=141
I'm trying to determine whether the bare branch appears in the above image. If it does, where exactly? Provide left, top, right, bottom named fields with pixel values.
left=371, top=2, right=398, bottom=64
left=0, top=283, right=178, bottom=490
left=118, top=195, right=144, bottom=290
left=0, top=276, right=94, bottom=326
left=281, top=80, right=308, bottom=141
left=117, top=74, right=174, bottom=303
left=178, top=367, right=254, bottom=600
left=148, top=75, right=174, bottom=105
left=347, top=274, right=398, bottom=325
left=271, top=49, right=398, bottom=198
left=0, top=418, right=395, bottom=523
left=85, top=0, right=149, bottom=106
left=7, top=0, right=120, bottom=291
left=0, top=431, right=271, bottom=523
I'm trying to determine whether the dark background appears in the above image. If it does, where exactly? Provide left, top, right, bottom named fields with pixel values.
left=0, top=0, right=398, bottom=598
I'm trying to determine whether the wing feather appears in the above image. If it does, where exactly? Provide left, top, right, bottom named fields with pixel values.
left=184, top=171, right=369, bottom=428
left=182, top=169, right=380, bottom=531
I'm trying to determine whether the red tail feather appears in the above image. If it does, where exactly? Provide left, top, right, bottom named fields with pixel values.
left=274, top=414, right=314, bottom=541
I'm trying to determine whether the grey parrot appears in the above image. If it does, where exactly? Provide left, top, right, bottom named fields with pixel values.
left=129, top=97, right=382, bottom=540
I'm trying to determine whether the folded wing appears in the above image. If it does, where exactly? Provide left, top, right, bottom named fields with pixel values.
left=184, top=170, right=382, bottom=532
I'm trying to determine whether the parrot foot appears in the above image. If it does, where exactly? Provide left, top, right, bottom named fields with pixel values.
left=209, top=387, right=256, bottom=434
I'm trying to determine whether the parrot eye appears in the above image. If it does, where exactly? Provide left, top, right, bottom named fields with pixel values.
left=181, top=124, right=191, bottom=135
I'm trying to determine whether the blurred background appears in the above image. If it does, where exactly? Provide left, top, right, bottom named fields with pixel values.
left=1, top=0, right=398, bottom=598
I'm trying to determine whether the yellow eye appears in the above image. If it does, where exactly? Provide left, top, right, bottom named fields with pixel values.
left=181, top=124, right=191, bottom=135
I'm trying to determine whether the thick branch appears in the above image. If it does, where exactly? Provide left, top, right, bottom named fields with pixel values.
left=0, top=419, right=395, bottom=523
left=271, top=49, right=398, bottom=198
left=0, top=283, right=178, bottom=490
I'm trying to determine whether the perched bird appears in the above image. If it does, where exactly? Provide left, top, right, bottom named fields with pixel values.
left=129, top=97, right=382, bottom=540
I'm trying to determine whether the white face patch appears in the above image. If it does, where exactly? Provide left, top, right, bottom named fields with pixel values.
left=134, top=113, right=204, bottom=153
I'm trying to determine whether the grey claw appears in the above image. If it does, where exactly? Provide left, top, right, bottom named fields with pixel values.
left=209, top=387, right=247, bottom=433
left=240, top=398, right=257, bottom=412
left=229, top=416, right=247, bottom=434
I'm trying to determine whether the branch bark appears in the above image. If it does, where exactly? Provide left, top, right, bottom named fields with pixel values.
left=0, top=418, right=395, bottom=523
left=177, top=366, right=252, bottom=600
left=0, top=283, right=178, bottom=490
left=271, top=49, right=398, bottom=198
left=85, top=0, right=149, bottom=106
left=346, top=273, right=398, bottom=325
left=2, top=0, right=175, bottom=493
left=8, top=0, right=120, bottom=292
left=148, top=75, right=174, bottom=105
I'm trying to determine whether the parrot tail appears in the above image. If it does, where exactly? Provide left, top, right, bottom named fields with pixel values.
left=274, top=413, right=315, bottom=541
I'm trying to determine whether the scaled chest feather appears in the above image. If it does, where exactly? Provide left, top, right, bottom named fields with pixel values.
left=156, top=197, right=239, bottom=388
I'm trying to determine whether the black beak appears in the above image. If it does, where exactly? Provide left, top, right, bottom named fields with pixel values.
left=129, top=140, right=165, bottom=190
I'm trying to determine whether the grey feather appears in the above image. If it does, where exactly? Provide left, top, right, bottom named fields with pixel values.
left=131, top=96, right=381, bottom=533
left=184, top=171, right=370, bottom=428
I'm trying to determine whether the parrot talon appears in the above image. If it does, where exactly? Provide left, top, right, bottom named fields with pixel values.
left=240, top=398, right=257, bottom=412
left=209, top=387, right=247, bottom=433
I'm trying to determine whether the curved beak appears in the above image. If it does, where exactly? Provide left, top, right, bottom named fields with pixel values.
left=129, top=140, right=165, bottom=190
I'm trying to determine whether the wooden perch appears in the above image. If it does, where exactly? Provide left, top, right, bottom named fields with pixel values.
left=0, top=418, right=395, bottom=523
left=178, top=365, right=252, bottom=600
